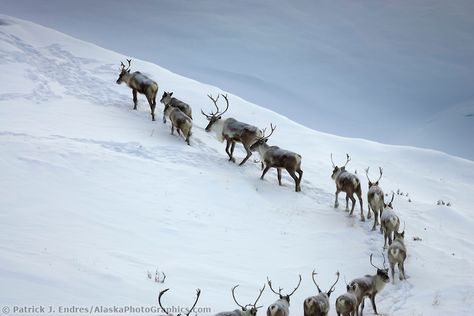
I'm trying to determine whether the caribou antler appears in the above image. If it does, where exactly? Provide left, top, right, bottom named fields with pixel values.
left=370, top=253, right=383, bottom=270
left=247, top=283, right=265, bottom=309
left=267, top=277, right=283, bottom=296
left=311, top=270, right=323, bottom=293
left=258, top=123, right=276, bottom=142
left=343, top=154, right=351, bottom=167
left=219, top=94, right=230, bottom=116
left=185, top=289, right=201, bottom=316
left=330, top=153, right=336, bottom=168
left=207, top=94, right=220, bottom=115
left=158, top=288, right=170, bottom=315
left=376, top=167, right=383, bottom=182
left=251, top=284, right=266, bottom=309
left=287, top=274, right=302, bottom=297
left=231, top=285, right=246, bottom=310
left=365, top=167, right=371, bottom=182
left=203, top=93, right=229, bottom=118
left=200, top=109, right=211, bottom=119
left=328, top=271, right=340, bottom=295
left=120, top=59, right=131, bottom=71
left=365, top=166, right=383, bottom=183
left=264, top=123, right=276, bottom=140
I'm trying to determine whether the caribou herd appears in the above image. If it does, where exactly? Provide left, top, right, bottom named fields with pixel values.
left=116, top=60, right=408, bottom=315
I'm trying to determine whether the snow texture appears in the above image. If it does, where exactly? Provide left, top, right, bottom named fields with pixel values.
left=0, top=15, right=473, bottom=315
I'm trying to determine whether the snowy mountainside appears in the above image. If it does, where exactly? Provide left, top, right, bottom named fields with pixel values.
left=0, top=15, right=473, bottom=315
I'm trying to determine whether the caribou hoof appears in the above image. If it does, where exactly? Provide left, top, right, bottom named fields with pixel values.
left=361, top=217, right=365, bottom=222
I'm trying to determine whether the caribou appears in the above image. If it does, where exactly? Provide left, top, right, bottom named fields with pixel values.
left=201, top=94, right=263, bottom=165
left=163, top=103, right=192, bottom=145
left=160, top=91, right=193, bottom=123
left=215, top=284, right=265, bottom=316
left=335, top=280, right=362, bottom=316
left=116, top=59, right=159, bottom=121
left=388, top=224, right=407, bottom=283
left=158, top=288, right=201, bottom=316
left=303, top=270, right=340, bottom=316
left=250, top=124, right=303, bottom=192
left=348, top=254, right=390, bottom=316
left=331, top=154, right=364, bottom=221
left=380, top=193, right=399, bottom=248
left=365, top=167, right=385, bottom=231
left=267, top=275, right=302, bottom=316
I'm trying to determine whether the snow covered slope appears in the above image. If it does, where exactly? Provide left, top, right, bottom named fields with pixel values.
left=2, top=0, right=474, bottom=159
left=1, top=15, right=473, bottom=315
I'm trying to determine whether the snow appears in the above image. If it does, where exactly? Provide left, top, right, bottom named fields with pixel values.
left=1, top=15, right=474, bottom=315
left=1, top=0, right=474, bottom=159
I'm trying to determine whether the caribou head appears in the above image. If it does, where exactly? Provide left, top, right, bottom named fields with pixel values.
left=116, top=59, right=132, bottom=84
left=384, top=192, right=395, bottom=210
left=331, top=153, right=351, bottom=180
left=267, top=275, right=302, bottom=303
left=201, top=94, right=229, bottom=131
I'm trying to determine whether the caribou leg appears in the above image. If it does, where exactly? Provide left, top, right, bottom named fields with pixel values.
left=358, top=192, right=365, bottom=221
left=296, top=169, right=303, bottom=191
left=286, top=169, right=300, bottom=192
left=225, top=140, right=235, bottom=162
left=261, top=165, right=271, bottom=180
left=239, top=144, right=253, bottom=166
left=334, top=189, right=341, bottom=208
left=349, top=194, right=356, bottom=215
left=132, top=89, right=138, bottom=110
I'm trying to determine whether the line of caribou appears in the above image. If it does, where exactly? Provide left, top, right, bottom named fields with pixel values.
left=156, top=255, right=391, bottom=316
left=116, top=60, right=408, bottom=315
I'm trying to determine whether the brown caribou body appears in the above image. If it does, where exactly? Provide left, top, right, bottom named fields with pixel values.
left=201, top=94, right=262, bottom=165
left=116, top=59, right=159, bottom=121
left=331, top=154, right=364, bottom=221
left=250, top=124, right=303, bottom=192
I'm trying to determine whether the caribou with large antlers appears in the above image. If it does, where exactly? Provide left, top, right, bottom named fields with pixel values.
left=331, top=154, right=364, bottom=221
left=267, top=275, right=302, bottom=316
left=116, top=59, right=159, bottom=121
left=201, top=94, right=263, bottom=165
left=365, top=167, right=385, bottom=231
left=158, top=288, right=201, bottom=316
left=347, top=254, right=390, bottom=316
left=215, top=284, right=266, bottom=316
left=250, top=124, right=303, bottom=192
left=303, top=270, right=340, bottom=316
